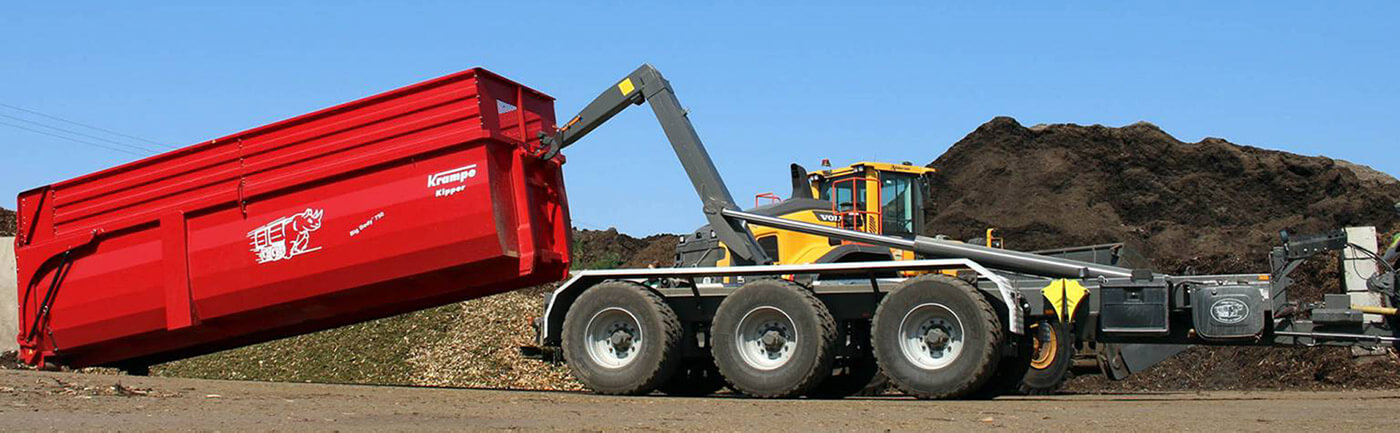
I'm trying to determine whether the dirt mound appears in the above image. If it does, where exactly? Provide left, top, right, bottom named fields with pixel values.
left=927, top=117, right=1400, bottom=390
left=1, top=208, right=14, bottom=237
left=399, top=229, right=671, bottom=390
left=927, top=117, right=1399, bottom=265
left=408, top=285, right=582, bottom=391
left=155, top=304, right=462, bottom=384
left=156, top=228, right=672, bottom=390
left=572, top=228, right=678, bottom=269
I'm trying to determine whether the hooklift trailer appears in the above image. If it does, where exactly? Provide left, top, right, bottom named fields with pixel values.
left=528, top=64, right=1400, bottom=399
left=13, top=64, right=1397, bottom=400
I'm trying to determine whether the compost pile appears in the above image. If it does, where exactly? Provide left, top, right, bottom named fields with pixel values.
left=925, top=117, right=1399, bottom=270
left=1, top=208, right=14, bottom=237
left=925, top=117, right=1400, bottom=391
left=572, top=228, right=678, bottom=269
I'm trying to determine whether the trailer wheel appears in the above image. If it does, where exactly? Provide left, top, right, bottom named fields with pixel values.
left=975, top=316, right=1072, bottom=398
left=1019, top=316, right=1074, bottom=394
left=562, top=281, right=683, bottom=395
left=872, top=274, right=1003, bottom=400
left=659, top=357, right=727, bottom=396
left=711, top=279, right=838, bottom=398
left=970, top=348, right=1028, bottom=399
left=970, top=329, right=1033, bottom=399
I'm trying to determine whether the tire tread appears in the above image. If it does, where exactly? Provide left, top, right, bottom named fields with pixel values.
left=562, top=281, right=683, bottom=395
left=872, top=274, right=1003, bottom=400
left=713, top=279, right=838, bottom=398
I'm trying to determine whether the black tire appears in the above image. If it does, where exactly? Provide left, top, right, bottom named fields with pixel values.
left=711, top=279, right=838, bottom=398
left=872, top=274, right=1003, bottom=400
left=808, top=357, right=887, bottom=398
left=562, top=281, right=683, bottom=395
left=659, top=357, right=727, bottom=396
left=1018, top=316, right=1074, bottom=395
left=970, top=331, right=1031, bottom=399
left=115, top=362, right=151, bottom=376
left=808, top=320, right=888, bottom=398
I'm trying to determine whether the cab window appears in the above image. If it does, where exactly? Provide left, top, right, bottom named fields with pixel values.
left=819, top=175, right=866, bottom=213
left=880, top=173, right=916, bottom=235
left=757, top=235, right=780, bottom=260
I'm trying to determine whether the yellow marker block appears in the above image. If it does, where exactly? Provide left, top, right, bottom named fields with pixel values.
left=617, top=78, right=636, bottom=96
left=1354, top=305, right=1399, bottom=316
left=1041, top=279, right=1089, bottom=323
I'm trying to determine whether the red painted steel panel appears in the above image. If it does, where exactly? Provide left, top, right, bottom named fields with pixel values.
left=13, top=68, right=571, bottom=368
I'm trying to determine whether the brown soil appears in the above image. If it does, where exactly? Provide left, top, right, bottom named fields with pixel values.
left=926, top=117, right=1400, bottom=271
left=1, top=208, right=14, bottom=237
left=926, top=117, right=1400, bottom=391
left=571, top=228, right=678, bottom=269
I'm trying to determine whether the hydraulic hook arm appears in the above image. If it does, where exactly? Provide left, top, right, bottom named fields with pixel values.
left=538, top=64, right=771, bottom=265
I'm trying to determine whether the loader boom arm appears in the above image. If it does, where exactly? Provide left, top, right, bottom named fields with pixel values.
left=539, top=64, right=771, bottom=264
left=542, top=64, right=1142, bottom=277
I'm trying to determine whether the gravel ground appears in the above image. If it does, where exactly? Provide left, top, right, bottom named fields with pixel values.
left=2, top=369, right=1398, bottom=432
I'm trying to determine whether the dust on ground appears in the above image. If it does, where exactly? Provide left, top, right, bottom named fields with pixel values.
left=4, top=369, right=1399, bottom=432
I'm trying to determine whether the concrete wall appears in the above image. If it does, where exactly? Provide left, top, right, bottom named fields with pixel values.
left=1, top=237, right=15, bottom=353
left=1343, top=227, right=1383, bottom=322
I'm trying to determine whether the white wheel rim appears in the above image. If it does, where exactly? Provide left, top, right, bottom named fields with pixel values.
left=584, top=307, right=644, bottom=369
left=735, top=306, right=798, bottom=371
left=898, top=303, right=964, bottom=370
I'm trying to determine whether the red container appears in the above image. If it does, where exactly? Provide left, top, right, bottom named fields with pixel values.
left=13, top=68, right=571, bottom=368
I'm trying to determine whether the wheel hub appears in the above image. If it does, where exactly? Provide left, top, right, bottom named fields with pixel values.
left=736, top=307, right=799, bottom=370
left=760, top=329, right=788, bottom=351
left=923, top=328, right=951, bottom=350
left=1029, top=320, right=1058, bottom=370
left=584, top=308, right=644, bottom=369
left=609, top=330, right=635, bottom=351
left=898, top=303, right=966, bottom=370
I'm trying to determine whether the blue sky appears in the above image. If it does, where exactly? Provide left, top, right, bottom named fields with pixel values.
left=3, top=2, right=1396, bottom=235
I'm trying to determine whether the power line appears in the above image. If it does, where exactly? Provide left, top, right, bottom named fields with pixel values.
left=0, top=119, right=144, bottom=156
left=0, top=102, right=174, bottom=149
left=0, top=113, right=163, bottom=154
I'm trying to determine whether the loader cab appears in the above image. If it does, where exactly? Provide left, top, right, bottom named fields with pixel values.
left=811, top=161, right=934, bottom=238
left=674, top=161, right=936, bottom=269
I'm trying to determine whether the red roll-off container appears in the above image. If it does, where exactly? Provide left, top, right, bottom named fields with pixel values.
left=13, top=68, right=571, bottom=368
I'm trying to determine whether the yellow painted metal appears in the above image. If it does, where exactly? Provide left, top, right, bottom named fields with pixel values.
left=715, top=161, right=942, bottom=277
left=985, top=228, right=1003, bottom=248
left=617, top=78, right=635, bottom=96
left=812, top=161, right=935, bottom=185
left=1353, top=305, right=1398, bottom=316
left=1042, top=279, right=1088, bottom=323
left=746, top=206, right=844, bottom=265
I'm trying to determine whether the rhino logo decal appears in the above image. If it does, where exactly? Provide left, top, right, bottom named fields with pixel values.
left=248, top=208, right=324, bottom=264
left=1209, top=298, right=1250, bottom=325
